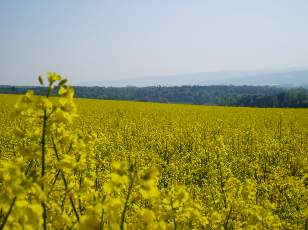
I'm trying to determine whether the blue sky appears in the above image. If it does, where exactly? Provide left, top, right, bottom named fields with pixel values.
left=0, top=0, right=308, bottom=85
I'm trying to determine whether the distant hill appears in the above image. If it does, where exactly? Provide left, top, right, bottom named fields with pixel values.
left=82, top=68, right=308, bottom=87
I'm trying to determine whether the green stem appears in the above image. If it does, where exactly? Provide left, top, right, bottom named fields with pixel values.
left=170, top=199, right=177, bottom=230
left=224, top=205, right=233, bottom=229
left=218, top=162, right=227, bottom=208
left=69, top=196, right=80, bottom=222
left=42, top=202, right=47, bottom=230
left=24, top=159, right=34, bottom=176
left=51, top=137, right=80, bottom=221
left=99, top=208, right=104, bottom=230
left=41, top=109, right=47, bottom=178
left=224, top=187, right=240, bottom=229
left=40, top=109, right=48, bottom=230
left=52, top=170, right=60, bottom=186
left=39, top=85, right=52, bottom=230
left=0, top=197, right=17, bottom=230
left=40, top=87, right=51, bottom=229
left=120, top=174, right=135, bottom=230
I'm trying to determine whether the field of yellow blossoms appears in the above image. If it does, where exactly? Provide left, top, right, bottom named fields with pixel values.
left=0, top=73, right=307, bottom=229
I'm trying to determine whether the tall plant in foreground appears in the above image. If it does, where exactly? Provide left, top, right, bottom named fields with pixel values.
left=0, top=73, right=84, bottom=229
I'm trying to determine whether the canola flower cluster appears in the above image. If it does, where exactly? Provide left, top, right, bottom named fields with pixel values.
left=0, top=73, right=307, bottom=229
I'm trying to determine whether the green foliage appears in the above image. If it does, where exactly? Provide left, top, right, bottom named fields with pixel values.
left=1, top=85, right=308, bottom=107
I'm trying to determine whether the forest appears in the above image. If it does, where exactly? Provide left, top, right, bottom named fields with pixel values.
left=1, top=85, right=308, bottom=108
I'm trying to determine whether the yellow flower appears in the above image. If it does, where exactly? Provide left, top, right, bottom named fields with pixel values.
left=57, top=155, right=76, bottom=169
left=54, top=110, right=72, bottom=123
left=53, top=213, right=70, bottom=229
left=58, top=86, right=75, bottom=99
left=107, top=198, right=122, bottom=211
left=112, top=161, right=127, bottom=176
left=142, top=168, right=159, bottom=181
left=36, top=98, right=52, bottom=110
left=78, top=215, right=99, bottom=230
left=140, top=209, right=156, bottom=224
left=47, top=72, right=62, bottom=84
left=175, top=187, right=189, bottom=203
left=110, top=173, right=123, bottom=186
left=25, top=204, right=42, bottom=227
left=140, top=180, right=159, bottom=199
left=20, top=90, right=34, bottom=104
left=59, top=98, right=76, bottom=113
left=210, top=211, right=222, bottom=224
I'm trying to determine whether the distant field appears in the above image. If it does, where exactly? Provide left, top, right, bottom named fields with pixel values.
left=0, top=93, right=308, bottom=228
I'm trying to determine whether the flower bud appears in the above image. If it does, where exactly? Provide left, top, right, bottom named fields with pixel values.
left=38, top=75, right=44, bottom=85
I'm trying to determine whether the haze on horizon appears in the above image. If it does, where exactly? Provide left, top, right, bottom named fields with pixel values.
left=0, top=0, right=308, bottom=86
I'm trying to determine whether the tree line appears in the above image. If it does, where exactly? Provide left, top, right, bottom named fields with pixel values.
left=1, top=85, right=308, bottom=108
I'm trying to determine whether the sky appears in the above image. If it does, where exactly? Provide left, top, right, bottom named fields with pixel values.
left=0, top=0, right=308, bottom=85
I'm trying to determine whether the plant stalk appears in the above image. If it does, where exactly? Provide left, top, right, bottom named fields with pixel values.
left=0, top=197, right=17, bottom=230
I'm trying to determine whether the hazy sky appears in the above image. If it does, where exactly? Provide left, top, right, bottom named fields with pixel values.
left=0, top=0, right=308, bottom=85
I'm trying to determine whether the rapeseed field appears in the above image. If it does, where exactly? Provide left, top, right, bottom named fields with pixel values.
left=0, top=74, right=307, bottom=229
